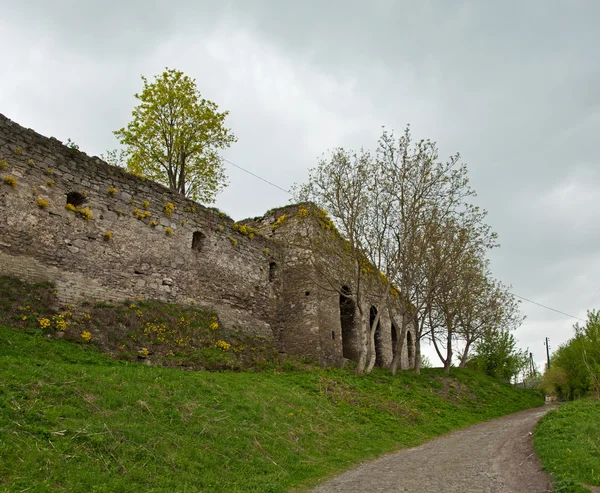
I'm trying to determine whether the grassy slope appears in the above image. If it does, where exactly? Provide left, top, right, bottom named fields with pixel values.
left=0, top=326, right=543, bottom=492
left=534, top=399, right=600, bottom=493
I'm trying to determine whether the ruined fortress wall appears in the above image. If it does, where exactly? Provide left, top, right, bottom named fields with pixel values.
left=244, top=204, right=414, bottom=369
left=0, top=114, right=278, bottom=339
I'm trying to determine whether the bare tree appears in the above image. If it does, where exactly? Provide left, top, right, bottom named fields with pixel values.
left=295, top=149, right=400, bottom=374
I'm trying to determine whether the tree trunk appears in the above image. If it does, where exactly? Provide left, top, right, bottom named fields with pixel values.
left=444, top=322, right=453, bottom=373
left=458, top=341, right=472, bottom=368
left=365, top=310, right=382, bottom=374
left=414, top=336, right=422, bottom=374
left=355, top=309, right=368, bottom=375
left=390, top=311, right=408, bottom=375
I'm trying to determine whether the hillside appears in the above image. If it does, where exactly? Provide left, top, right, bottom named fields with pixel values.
left=534, top=399, right=600, bottom=492
left=0, top=323, right=543, bottom=492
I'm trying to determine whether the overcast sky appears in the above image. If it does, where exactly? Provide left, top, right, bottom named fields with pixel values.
left=1, top=0, right=598, bottom=369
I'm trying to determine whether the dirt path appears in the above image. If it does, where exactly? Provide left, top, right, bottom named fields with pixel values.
left=312, top=405, right=554, bottom=493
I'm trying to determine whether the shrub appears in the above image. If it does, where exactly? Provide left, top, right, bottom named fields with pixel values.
left=103, top=231, right=113, bottom=241
left=3, top=176, right=17, bottom=188
left=164, top=202, right=175, bottom=216
left=165, top=227, right=173, bottom=236
left=80, top=331, right=92, bottom=342
left=0, top=159, right=8, bottom=170
left=27, top=159, right=36, bottom=166
left=13, top=146, right=23, bottom=155
left=65, top=204, right=93, bottom=220
left=107, top=186, right=118, bottom=196
left=46, top=179, right=55, bottom=187
left=36, top=197, right=49, bottom=209
left=133, top=208, right=151, bottom=220
left=270, top=214, right=288, bottom=231
left=142, top=200, right=150, bottom=209
left=149, top=220, right=158, bottom=227
left=232, top=222, right=258, bottom=239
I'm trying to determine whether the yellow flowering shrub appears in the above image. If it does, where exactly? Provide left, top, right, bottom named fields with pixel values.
left=46, top=179, right=55, bottom=187
left=232, top=223, right=258, bottom=239
left=45, top=168, right=54, bottom=175
left=13, top=147, right=23, bottom=155
left=133, top=208, right=151, bottom=220
left=164, top=202, right=175, bottom=216
left=38, top=318, right=51, bottom=329
left=65, top=204, right=93, bottom=220
left=107, top=186, right=118, bottom=195
left=3, top=176, right=17, bottom=188
left=270, top=214, right=288, bottom=231
left=149, top=220, right=158, bottom=227
left=81, top=331, right=92, bottom=342
left=36, top=197, right=49, bottom=209
left=52, top=314, right=68, bottom=330
left=297, top=206, right=309, bottom=217
left=139, top=347, right=149, bottom=357
left=215, top=340, right=231, bottom=351
left=0, top=159, right=7, bottom=169
left=78, top=208, right=93, bottom=220
left=27, top=159, right=36, bottom=166
left=165, top=227, right=173, bottom=236
left=142, top=200, right=150, bottom=209
left=103, top=231, right=113, bottom=241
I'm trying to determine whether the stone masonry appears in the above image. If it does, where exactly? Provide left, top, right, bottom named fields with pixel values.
left=0, top=113, right=414, bottom=368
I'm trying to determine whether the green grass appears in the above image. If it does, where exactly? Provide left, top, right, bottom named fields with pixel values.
left=534, top=399, right=600, bottom=493
left=0, top=325, right=543, bottom=492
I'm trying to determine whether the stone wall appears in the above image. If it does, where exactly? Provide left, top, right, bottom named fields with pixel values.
left=243, top=203, right=415, bottom=369
left=0, top=114, right=278, bottom=339
left=0, top=113, right=415, bottom=368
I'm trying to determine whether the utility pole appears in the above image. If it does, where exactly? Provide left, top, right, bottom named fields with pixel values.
left=544, top=337, right=551, bottom=370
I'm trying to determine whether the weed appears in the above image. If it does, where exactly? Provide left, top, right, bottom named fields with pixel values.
left=3, top=175, right=17, bottom=188
left=36, top=197, right=49, bottom=209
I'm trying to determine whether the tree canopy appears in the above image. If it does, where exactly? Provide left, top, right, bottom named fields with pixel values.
left=542, top=311, right=600, bottom=399
left=114, top=68, right=236, bottom=203
left=296, top=126, right=523, bottom=375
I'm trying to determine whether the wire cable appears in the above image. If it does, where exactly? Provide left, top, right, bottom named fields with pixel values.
left=588, top=286, right=600, bottom=308
left=223, top=158, right=292, bottom=195
left=220, top=156, right=587, bottom=324
left=512, top=293, right=585, bottom=321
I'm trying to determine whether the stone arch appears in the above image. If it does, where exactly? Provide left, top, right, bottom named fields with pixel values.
left=339, top=285, right=358, bottom=360
left=391, top=321, right=399, bottom=359
left=66, top=191, right=87, bottom=207
left=370, top=306, right=384, bottom=367
left=268, top=262, right=278, bottom=282
left=192, top=231, right=206, bottom=251
left=406, top=330, right=414, bottom=367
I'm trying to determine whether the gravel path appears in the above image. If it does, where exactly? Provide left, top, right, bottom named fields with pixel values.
left=312, top=405, right=554, bottom=493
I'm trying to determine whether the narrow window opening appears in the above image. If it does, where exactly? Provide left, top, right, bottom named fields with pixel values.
left=192, top=231, right=206, bottom=251
left=407, top=331, right=414, bottom=367
left=331, top=331, right=335, bottom=340
left=269, top=262, right=278, bottom=282
left=66, top=191, right=87, bottom=207
left=305, top=291, right=310, bottom=296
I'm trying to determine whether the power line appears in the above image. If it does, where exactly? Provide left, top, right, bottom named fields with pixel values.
left=588, top=286, right=600, bottom=308
left=512, top=293, right=585, bottom=321
left=220, top=157, right=588, bottom=325
left=223, top=158, right=291, bottom=195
